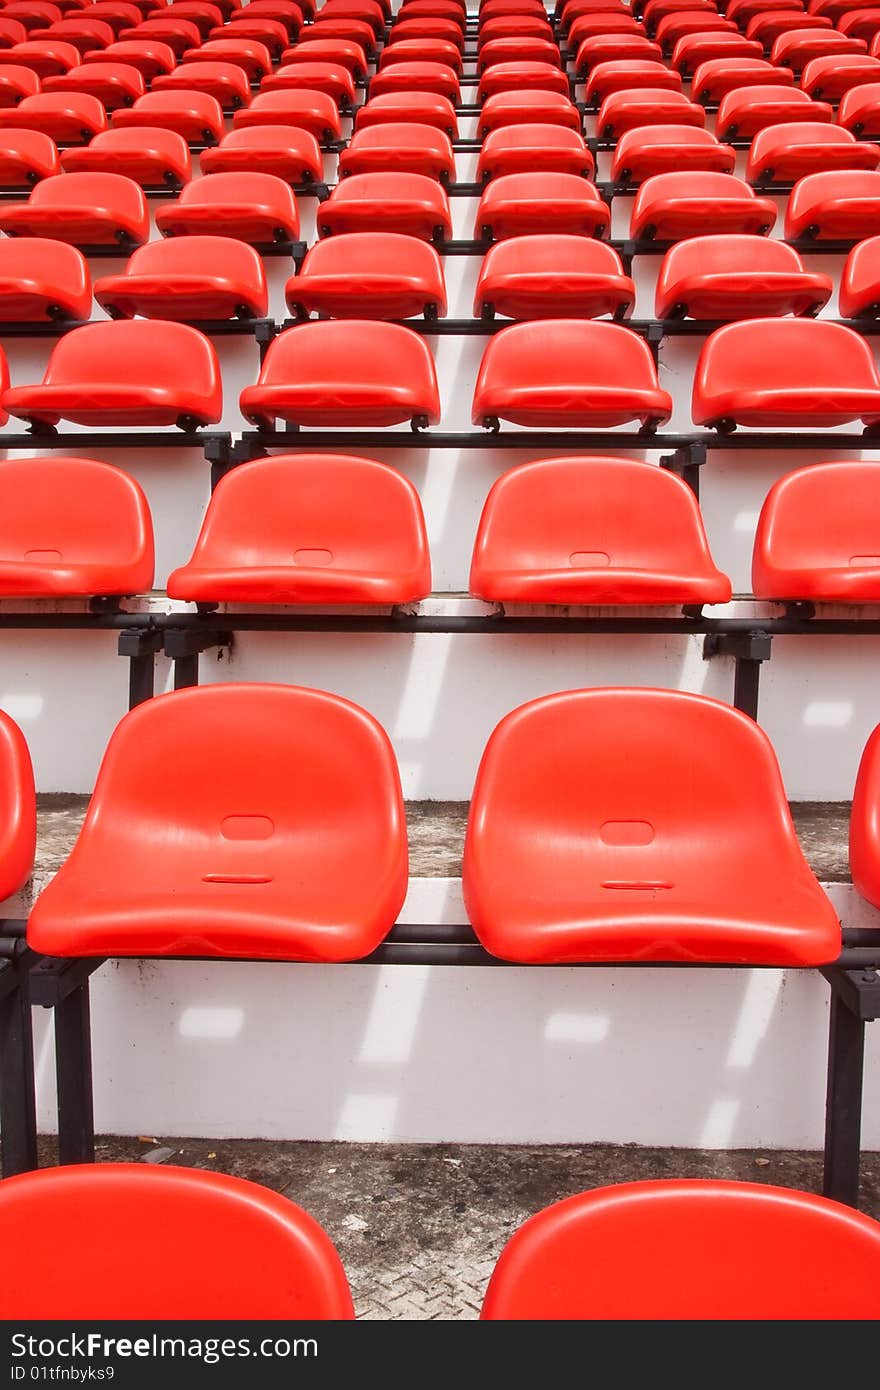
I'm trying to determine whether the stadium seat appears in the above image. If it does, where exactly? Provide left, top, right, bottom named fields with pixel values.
left=88, top=0, right=144, bottom=29
left=0, top=21, right=29, bottom=49
left=27, top=681, right=408, bottom=961
left=596, top=89, right=703, bottom=139
left=477, top=125, right=594, bottom=181
left=655, top=235, right=832, bottom=319
left=41, top=59, right=142, bottom=109
left=0, top=45, right=76, bottom=81
left=851, top=723, right=880, bottom=911
left=0, top=170, right=147, bottom=246
left=168, top=453, right=431, bottom=605
left=838, top=83, right=880, bottom=137
left=479, top=90, right=581, bottom=135
left=746, top=10, right=832, bottom=43
left=261, top=60, right=356, bottom=110
left=469, top=456, right=731, bottom=605
left=746, top=124, right=880, bottom=184
left=692, top=319, right=880, bottom=430
left=480, top=1180, right=880, bottom=1318
left=655, top=12, right=735, bottom=50
left=182, top=37, right=273, bottom=80
left=0, top=1164, right=355, bottom=1318
left=0, top=707, right=34, bottom=902
left=320, top=0, right=383, bottom=29
left=724, top=0, right=802, bottom=20
left=155, top=171, right=300, bottom=247
left=630, top=172, right=776, bottom=241
left=670, top=30, right=762, bottom=74
left=337, top=122, right=455, bottom=182
left=238, top=0, right=304, bottom=23
left=472, top=321, right=672, bottom=431
left=282, top=39, right=367, bottom=79
left=163, top=3, right=224, bottom=39
left=478, top=36, right=559, bottom=67
left=316, top=172, right=452, bottom=242
left=643, top=0, right=718, bottom=34
left=84, top=38, right=176, bottom=78
left=368, top=60, right=460, bottom=101
left=216, top=15, right=289, bottom=55
left=473, top=234, right=635, bottom=320
left=2, top=320, right=222, bottom=430
left=567, top=12, right=640, bottom=45
left=690, top=57, right=793, bottom=104
left=772, top=28, right=867, bottom=73
left=575, top=35, right=663, bottom=72
left=474, top=172, right=611, bottom=241
left=111, top=90, right=225, bottom=145
left=838, top=8, right=880, bottom=42
left=29, top=17, right=115, bottom=53
left=716, top=86, right=832, bottom=140
left=59, top=126, right=190, bottom=187
left=4, top=3, right=64, bottom=30
left=840, top=235, right=880, bottom=317
left=0, top=90, right=105, bottom=140
left=479, top=12, right=551, bottom=41
left=199, top=126, right=322, bottom=185
left=785, top=170, right=880, bottom=239
left=232, top=89, right=342, bottom=141
left=94, top=235, right=268, bottom=321
left=287, top=231, right=446, bottom=320
left=585, top=59, right=683, bottom=107
left=0, top=64, right=40, bottom=105
left=752, top=460, right=880, bottom=603
left=382, top=35, right=462, bottom=69
left=0, top=129, right=58, bottom=185
left=0, top=236, right=90, bottom=321
left=0, top=455, right=153, bottom=597
left=394, top=15, right=464, bottom=45
left=610, top=126, right=735, bottom=183
left=355, top=91, right=458, bottom=138
left=153, top=60, right=251, bottom=111
left=240, top=320, right=441, bottom=431
left=118, top=17, right=203, bottom=54
left=800, top=52, right=880, bottom=100
left=462, top=687, right=840, bottom=965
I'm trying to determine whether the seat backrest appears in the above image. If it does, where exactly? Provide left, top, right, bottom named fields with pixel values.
left=752, top=460, right=880, bottom=587
left=0, top=1163, right=355, bottom=1318
left=658, top=233, right=807, bottom=291
left=117, top=232, right=267, bottom=287
left=251, top=317, right=440, bottom=404
left=26, top=318, right=222, bottom=401
left=480, top=1180, right=880, bottom=1319
left=694, top=318, right=880, bottom=395
left=167, top=167, right=299, bottom=218
left=20, top=167, right=146, bottom=219
left=477, top=231, right=625, bottom=277
left=299, top=227, right=444, bottom=282
left=0, top=705, right=35, bottom=901
left=474, top=319, right=664, bottom=394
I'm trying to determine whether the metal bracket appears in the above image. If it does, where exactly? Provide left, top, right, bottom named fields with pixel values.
left=118, top=627, right=163, bottom=709
left=659, top=440, right=706, bottom=498
left=702, top=630, right=773, bottom=720
left=163, top=627, right=232, bottom=690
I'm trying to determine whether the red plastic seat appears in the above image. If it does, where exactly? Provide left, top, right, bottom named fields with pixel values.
left=851, top=723, right=880, bottom=910
left=90, top=0, right=155, bottom=30
left=155, top=171, right=299, bottom=247
left=642, top=0, right=717, bottom=33
left=0, top=170, right=147, bottom=245
left=0, top=236, right=89, bottom=320
left=655, top=234, right=832, bottom=319
left=29, top=17, right=115, bottom=52
left=319, top=0, right=383, bottom=28
left=240, top=320, right=441, bottom=431
left=288, top=231, right=446, bottom=320
left=393, top=15, right=464, bottom=44
left=630, top=172, right=776, bottom=241
left=0, top=708, right=34, bottom=902
left=168, top=452, right=431, bottom=605
left=316, top=171, right=452, bottom=242
left=337, top=122, right=455, bottom=182
left=380, top=35, right=461, bottom=69
left=118, top=16, right=202, bottom=54
left=785, top=170, right=880, bottom=239
left=182, top=36, right=273, bottom=80
left=0, top=64, right=40, bottom=105
left=746, top=10, right=831, bottom=43
left=671, top=30, right=762, bottom=73
left=469, top=455, right=731, bottom=605
left=281, top=36, right=367, bottom=77
left=725, top=0, right=803, bottom=20
left=838, top=8, right=880, bottom=41
left=233, top=88, right=341, bottom=140
left=585, top=59, right=683, bottom=107
left=772, top=28, right=867, bottom=72
left=655, top=12, right=735, bottom=49
left=233, top=0, right=302, bottom=30
left=111, top=89, right=225, bottom=144
left=801, top=52, right=880, bottom=99
left=478, top=36, right=558, bottom=67
left=716, top=85, right=832, bottom=139
left=611, top=126, right=735, bottom=183
left=0, top=21, right=29, bottom=49
left=0, top=455, right=153, bottom=597
left=473, top=234, right=635, bottom=320
left=479, top=89, right=581, bottom=134
left=367, top=60, right=460, bottom=101
left=480, top=1180, right=880, bottom=1318
left=478, top=13, right=550, bottom=42
left=3, top=3, right=64, bottom=30
left=838, top=83, right=880, bottom=136
left=692, top=319, right=880, bottom=430
left=596, top=89, right=702, bottom=138
left=83, top=37, right=175, bottom=78
left=0, top=128, right=57, bottom=184
left=2, top=320, right=222, bottom=429
left=354, top=91, right=458, bottom=138
left=26, top=681, right=407, bottom=956
left=840, top=234, right=880, bottom=317
left=165, top=3, right=224, bottom=38
left=216, top=15, right=289, bottom=55
left=0, top=42, right=79, bottom=78
left=472, top=321, right=672, bottom=431
left=746, top=123, right=880, bottom=183
left=752, top=460, right=880, bottom=602
left=477, top=125, right=593, bottom=182
left=153, top=60, right=251, bottom=110
left=60, top=126, right=190, bottom=187
left=690, top=58, right=793, bottom=104
left=811, top=0, right=877, bottom=21
left=199, top=125, right=322, bottom=185
left=42, top=59, right=143, bottom=108
left=94, top=235, right=268, bottom=320
left=475, top=171, right=610, bottom=241
left=575, top=34, right=663, bottom=72
left=0, top=90, right=105, bottom=140
left=462, top=688, right=840, bottom=965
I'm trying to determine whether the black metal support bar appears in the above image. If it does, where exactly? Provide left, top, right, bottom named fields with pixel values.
left=821, top=966, right=880, bottom=1206
left=702, top=631, right=773, bottom=719
left=164, top=627, right=232, bottom=689
left=237, top=428, right=880, bottom=454
left=54, top=980, right=94, bottom=1167
left=0, top=959, right=37, bottom=1177
left=119, top=629, right=162, bottom=710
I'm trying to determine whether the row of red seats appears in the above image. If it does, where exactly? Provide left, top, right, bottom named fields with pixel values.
left=2, top=451, right=877, bottom=606
left=3, top=1163, right=880, bottom=1319
left=0, top=314, right=876, bottom=433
